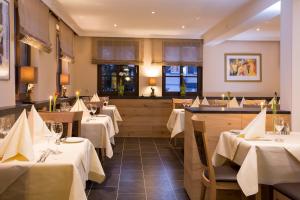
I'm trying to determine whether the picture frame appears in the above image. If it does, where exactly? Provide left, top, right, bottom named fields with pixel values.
left=0, top=0, right=10, bottom=81
left=224, top=53, right=262, bottom=82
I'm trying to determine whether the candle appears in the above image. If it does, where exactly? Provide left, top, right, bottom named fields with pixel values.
left=75, top=91, right=80, bottom=99
left=221, top=94, right=225, bottom=100
left=49, top=96, right=53, bottom=112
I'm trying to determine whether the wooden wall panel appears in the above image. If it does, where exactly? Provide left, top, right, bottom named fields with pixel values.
left=109, top=99, right=172, bottom=137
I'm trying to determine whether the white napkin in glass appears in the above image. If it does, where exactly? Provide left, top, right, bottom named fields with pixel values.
left=28, top=105, right=51, bottom=144
left=242, top=108, right=266, bottom=139
left=71, top=99, right=90, bottom=118
left=91, top=93, right=100, bottom=102
left=240, top=97, right=246, bottom=107
left=201, top=97, right=210, bottom=105
left=191, top=96, right=201, bottom=107
left=228, top=97, right=240, bottom=108
left=0, top=110, right=34, bottom=162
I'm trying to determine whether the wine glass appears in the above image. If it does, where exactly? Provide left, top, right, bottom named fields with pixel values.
left=51, top=122, right=63, bottom=154
left=45, top=121, right=54, bottom=147
left=0, top=118, right=5, bottom=138
left=1, top=118, right=12, bottom=138
left=274, top=118, right=284, bottom=134
left=91, top=104, right=97, bottom=117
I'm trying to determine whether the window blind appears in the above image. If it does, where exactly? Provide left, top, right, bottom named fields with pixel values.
left=18, top=0, right=51, bottom=53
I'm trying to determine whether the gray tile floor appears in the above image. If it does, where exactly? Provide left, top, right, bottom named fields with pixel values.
left=86, top=137, right=189, bottom=200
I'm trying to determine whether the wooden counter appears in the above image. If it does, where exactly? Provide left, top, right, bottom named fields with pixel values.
left=183, top=107, right=291, bottom=200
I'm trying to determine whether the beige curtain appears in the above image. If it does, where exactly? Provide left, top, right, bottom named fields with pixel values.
left=92, top=38, right=144, bottom=64
left=59, top=21, right=74, bottom=61
left=152, top=39, right=203, bottom=66
left=18, top=0, right=51, bottom=53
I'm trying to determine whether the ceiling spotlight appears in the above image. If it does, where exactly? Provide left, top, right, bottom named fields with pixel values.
left=114, top=24, right=118, bottom=28
left=181, top=25, right=185, bottom=29
left=151, top=11, right=156, bottom=14
left=256, top=28, right=261, bottom=31
left=195, top=17, right=200, bottom=20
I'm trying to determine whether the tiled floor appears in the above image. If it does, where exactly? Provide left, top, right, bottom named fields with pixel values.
left=86, top=137, right=189, bottom=200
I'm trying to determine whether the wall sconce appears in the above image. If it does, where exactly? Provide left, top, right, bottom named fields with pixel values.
left=20, top=66, right=37, bottom=102
left=60, top=74, right=70, bottom=98
left=148, top=77, right=157, bottom=97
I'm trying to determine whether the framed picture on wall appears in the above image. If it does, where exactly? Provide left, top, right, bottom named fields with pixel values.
left=224, top=53, right=262, bottom=82
left=0, top=0, right=10, bottom=80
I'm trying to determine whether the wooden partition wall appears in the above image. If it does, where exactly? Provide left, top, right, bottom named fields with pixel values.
left=109, top=99, right=173, bottom=138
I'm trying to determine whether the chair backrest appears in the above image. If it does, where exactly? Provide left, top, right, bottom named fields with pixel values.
left=192, top=118, right=216, bottom=184
left=212, top=99, right=228, bottom=107
left=172, top=98, right=193, bottom=109
left=243, top=99, right=266, bottom=107
left=39, top=111, right=83, bottom=137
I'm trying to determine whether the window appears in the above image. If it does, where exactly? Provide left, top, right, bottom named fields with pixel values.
left=162, top=65, right=202, bottom=96
left=97, top=64, right=139, bottom=97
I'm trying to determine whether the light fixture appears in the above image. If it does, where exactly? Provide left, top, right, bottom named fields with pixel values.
left=256, top=28, right=261, bottom=32
left=114, top=24, right=118, bottom=28
left=151, top=11, right=156, bottom=14
left=195, top=17, right=200, bottom=20
left=181, top=25, right=185, bottom=29
left=148, top=77, right=157, bottom=97
left=20, top=66, right=38, bottom=102
left=60, top=74, right=70, bottom=86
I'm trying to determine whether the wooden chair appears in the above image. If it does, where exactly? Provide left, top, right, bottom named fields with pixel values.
left=243, top=99, right=266, bottom=108
left=273, top=183, right=300, bottom=200
left=192, top=118, right=245, bottom=200
left=39, top=111, right=83, bottom=137
left=172, top=98, right=193, bottom=109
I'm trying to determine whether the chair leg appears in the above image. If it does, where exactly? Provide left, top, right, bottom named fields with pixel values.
left=200, top=182, right=206, bottom=200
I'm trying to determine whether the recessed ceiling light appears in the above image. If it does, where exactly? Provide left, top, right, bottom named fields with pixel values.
left=256, top=28, right=260, bottom=31
left=151, top=11, right=156, bottom=14
left=195, top=17, right=200, bottom=20
left=114, top=24, right=118, bottom=28
left=181, top=25, right=185, bottom=29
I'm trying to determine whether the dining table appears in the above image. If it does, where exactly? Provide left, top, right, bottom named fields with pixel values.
left=167, top=109, right=185, bottom=138
left=0, top=138, right=105, bottom=200
left=101, top=105, right=123, bottom=134
left=81, top=115, right=115, bottom=158
left=213, top=131, right=300, bottom=197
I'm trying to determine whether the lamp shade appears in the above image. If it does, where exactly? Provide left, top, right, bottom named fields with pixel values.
left=20, top=66, right=37, bottom=83
left=60, top=74, right=70, bottom=85
left=148, top=77, right=157, bottom=86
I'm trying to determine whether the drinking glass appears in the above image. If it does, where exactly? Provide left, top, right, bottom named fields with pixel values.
left=51, top=122, right=63, bottom=154
left=274, top=118, right=284, bottom=134
left=91, top=104, right=97, bottom=117
left=45, top=121, right=54, bottom=147
left=0, top=118, right=5, bottom=138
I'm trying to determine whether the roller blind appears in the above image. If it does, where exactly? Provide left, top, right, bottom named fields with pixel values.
left=59, top=21, right=74, bottom=61
left=154, top=39, right=203, bottom=66
left=92, top=38, right=144, bottom=64
left=18, top=0, right=51, bottom=53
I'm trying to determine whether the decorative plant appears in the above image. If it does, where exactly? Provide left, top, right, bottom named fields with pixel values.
left=180, top=79, right=186, bottom=97
left=226, top=91, right=231, bottom=101
left=271, top=92, right=278, bottom=114
left=53, top=92, right=59, bottom=112
left=118, top=72, right=125, bottom=96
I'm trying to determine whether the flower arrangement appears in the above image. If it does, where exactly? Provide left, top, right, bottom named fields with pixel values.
left=180, top=79, right=186, bottom=97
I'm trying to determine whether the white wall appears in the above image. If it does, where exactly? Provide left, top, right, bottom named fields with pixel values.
left=0, top=0, right=15, bottom=107
left=203, top=41, right=280, bottom=97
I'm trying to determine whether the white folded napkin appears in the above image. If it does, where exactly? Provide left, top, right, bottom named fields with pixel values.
left=191, top=96, right=201, bottom=107
left=201, top=97, right=210, bottom=105
left=71, top=99, right=90, bottom=118
left=91, top=93, right=100, bottom=102
left=28, top=105, right=51, bottom=144
left=0, top=110, right=34, bottom=162
left=228, top=97, right=240, bottom=108
left=240, top=97, right=246, bottom=107
left=242, top=108, right=266, bottom=139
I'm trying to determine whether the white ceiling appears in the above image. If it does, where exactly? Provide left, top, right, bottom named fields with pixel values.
left=53, top=0, right=253, bottom=39
left=229, top=14, right=280, bottom=41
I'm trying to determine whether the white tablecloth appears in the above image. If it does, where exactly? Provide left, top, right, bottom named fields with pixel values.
left=167, top=109, right=185, bottom=138
left=101, top=105, right=122, bottom=134
left=0, top=138, right=105, bottom=200
left=213, top=132, right=300, bottom=196
left=81, top=116, right=115, bottom=158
